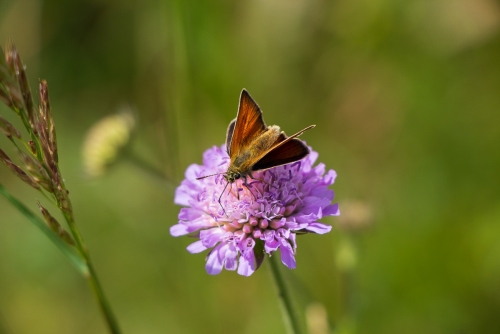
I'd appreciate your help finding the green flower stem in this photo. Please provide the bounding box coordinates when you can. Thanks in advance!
[268,255,302,334]
[61,210,121,334]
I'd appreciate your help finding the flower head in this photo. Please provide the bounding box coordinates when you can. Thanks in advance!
[171,144,339,276]
[82,110,135,178]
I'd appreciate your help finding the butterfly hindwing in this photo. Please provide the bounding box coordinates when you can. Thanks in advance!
[225,119,236,155]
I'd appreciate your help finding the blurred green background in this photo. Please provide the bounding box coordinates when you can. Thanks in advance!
[1,0,500,333]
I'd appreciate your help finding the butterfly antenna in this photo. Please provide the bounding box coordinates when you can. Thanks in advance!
[290,124,316,138]
[196,172,226,180]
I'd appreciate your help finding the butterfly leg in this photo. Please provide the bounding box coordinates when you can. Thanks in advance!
[217,181,230,217]
[241,174,261,201]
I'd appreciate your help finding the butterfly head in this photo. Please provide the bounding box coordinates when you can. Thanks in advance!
[224,170,241,183]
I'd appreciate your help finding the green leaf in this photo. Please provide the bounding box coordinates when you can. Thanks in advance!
[0,183,88,275]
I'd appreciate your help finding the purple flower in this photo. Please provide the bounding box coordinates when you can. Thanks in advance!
[171,144,339,276]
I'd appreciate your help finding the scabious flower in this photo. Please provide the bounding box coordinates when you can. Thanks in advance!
[171,144,339,276]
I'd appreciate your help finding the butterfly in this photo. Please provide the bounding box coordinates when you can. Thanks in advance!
[198,89,315,210]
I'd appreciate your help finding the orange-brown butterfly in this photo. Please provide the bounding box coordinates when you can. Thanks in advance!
[197,89,315,210]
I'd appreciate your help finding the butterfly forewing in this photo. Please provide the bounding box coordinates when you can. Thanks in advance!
[250,124,315,169]
[252,137,310,171]
[229,90,267,156]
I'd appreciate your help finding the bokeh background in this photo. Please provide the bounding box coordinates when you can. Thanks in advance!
[1,0,500,333]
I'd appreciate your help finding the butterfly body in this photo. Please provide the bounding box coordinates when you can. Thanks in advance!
[225,124,281,183]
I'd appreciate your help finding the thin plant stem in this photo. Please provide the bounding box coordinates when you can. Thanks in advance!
[61,209,121,334]
[268,255,303,334]
[124,151,176,192]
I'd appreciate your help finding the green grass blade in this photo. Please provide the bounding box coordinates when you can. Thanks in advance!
[0,183,89,275]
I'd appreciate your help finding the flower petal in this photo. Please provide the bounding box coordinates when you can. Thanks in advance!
[279,243,296,269]
[305,222,332,234]
[205,244,225,275]
[187,240,207,253]
[200,228,225,248]
[224,244,238,271]
[323,203,339,216]
[170,224,189,237]
[237,253,255,276]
